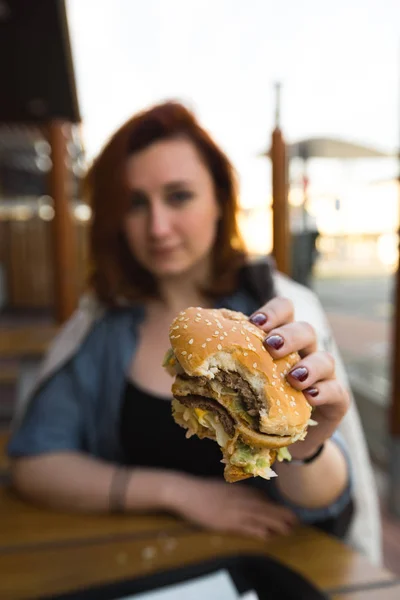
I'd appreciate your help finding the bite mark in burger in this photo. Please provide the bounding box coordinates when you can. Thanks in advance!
[163,307,316,482]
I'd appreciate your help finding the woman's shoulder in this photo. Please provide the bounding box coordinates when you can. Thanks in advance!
[273,272,326,321]
[33,295,142,395]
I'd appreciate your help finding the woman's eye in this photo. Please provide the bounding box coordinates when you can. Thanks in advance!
[168,190,193,205]
[129,194,148,212]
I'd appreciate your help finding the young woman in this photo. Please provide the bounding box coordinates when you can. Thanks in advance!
[8,101,365,548]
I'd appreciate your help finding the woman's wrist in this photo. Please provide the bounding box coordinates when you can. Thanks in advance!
[158,471,197,514]
[125,468,194,514]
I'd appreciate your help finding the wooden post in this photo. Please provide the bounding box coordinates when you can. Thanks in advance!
[270,83,290,275]
[48,120,77,323]
[388,150,400,518]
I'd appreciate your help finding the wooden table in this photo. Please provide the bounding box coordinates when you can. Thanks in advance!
[0,487,398,600]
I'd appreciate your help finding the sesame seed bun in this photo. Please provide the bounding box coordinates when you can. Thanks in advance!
[169,307,311,445]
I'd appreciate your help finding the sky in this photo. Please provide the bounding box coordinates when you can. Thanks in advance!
[66,0,400,233]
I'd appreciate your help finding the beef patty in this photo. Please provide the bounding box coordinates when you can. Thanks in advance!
[180,371,263,416]
[213,371,263,416]
[175,394,235,437]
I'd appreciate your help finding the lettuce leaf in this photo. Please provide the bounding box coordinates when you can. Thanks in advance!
[230,441,277,480]
[162,348,175,367]
[172,399,200,438]
[277,447,292,462]
[197,411,231,448]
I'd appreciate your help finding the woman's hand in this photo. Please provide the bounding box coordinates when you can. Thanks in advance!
[170,476,297,539]
[249,297,350,460]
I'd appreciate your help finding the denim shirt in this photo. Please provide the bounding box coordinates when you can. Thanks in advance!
[8,286,353,525]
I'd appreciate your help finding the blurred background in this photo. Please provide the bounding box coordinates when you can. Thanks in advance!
[0,0,400,574]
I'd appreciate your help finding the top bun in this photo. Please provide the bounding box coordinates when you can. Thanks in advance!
[169,307,311,439]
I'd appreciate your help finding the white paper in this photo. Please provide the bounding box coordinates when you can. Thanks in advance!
[119,569,239,600]
[241,591,260,600]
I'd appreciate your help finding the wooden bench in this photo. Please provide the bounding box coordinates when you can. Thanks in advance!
[0,324,58,424]
[0,365,18,386]
[0,430,9,475]
[0,324,58,359]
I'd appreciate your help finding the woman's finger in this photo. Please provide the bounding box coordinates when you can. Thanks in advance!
[237,499,297,526]
[249,296,294,332]
[245,511,293,536]
[233,521,269,540]
[263,321,318,358]
[304,378,350,416]
[287,351,336,390]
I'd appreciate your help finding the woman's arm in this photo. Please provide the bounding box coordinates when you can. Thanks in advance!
[11,452,300,540]
[248,297,352,515]
[10,453,181,513]
[273,438,348,509]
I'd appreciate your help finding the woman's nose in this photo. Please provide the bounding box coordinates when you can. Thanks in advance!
[149,205,172,238]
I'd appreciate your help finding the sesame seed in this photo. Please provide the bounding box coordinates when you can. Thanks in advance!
[246,336,250,342]
[183,324,188,329]
[178,317,185,322]
[291,396,295,401]
[223,331,228,337]
[276,399,280,406]
[290,401,296,407]
[295,411,300,416]
[232,327,237,332]
[241,330,245,335]
[194,317,201,322]
[196,313,202,318]
[212,333,219,338]
[188,339,194,345]
[217,344,222,350]
[214,331,219,335]
[273,374,278,379]
[206,338,211,342]
[188,354,193,359]
[179,311,186,316]
[173,335,181,339]
[181,351,187,356]
[248,344,252,350]
[253,362,257,368]
[262,346,266,352]
[184,318,189,322]
[271,380,276,386]
[220,336,224,341]
[202,343,206,348]
[244,352,248,356]
[278,408,283,414]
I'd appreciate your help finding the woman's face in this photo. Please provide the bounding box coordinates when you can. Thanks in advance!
[123,137,221,280]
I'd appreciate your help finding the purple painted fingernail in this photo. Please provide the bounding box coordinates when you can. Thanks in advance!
[264,335,284,350]
[289,367,309,382]
[305,387,319,398]
[249,313,268,326]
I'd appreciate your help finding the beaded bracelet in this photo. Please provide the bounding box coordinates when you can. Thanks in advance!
[109,467,131,513]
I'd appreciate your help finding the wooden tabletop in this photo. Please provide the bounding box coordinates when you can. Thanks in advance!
[0,526,397,600]
[0,324,58,358]
[0,487,185,551]
[0,487,397,600]
[332,583,400,599]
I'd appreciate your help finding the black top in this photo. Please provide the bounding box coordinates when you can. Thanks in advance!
[120,380,225,478]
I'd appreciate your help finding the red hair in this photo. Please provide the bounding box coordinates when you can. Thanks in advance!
[85,101,247,305]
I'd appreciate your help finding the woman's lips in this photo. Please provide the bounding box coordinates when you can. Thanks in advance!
[149,245,181,256]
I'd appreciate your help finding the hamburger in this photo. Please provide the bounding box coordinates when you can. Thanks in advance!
[163,307,315,482]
